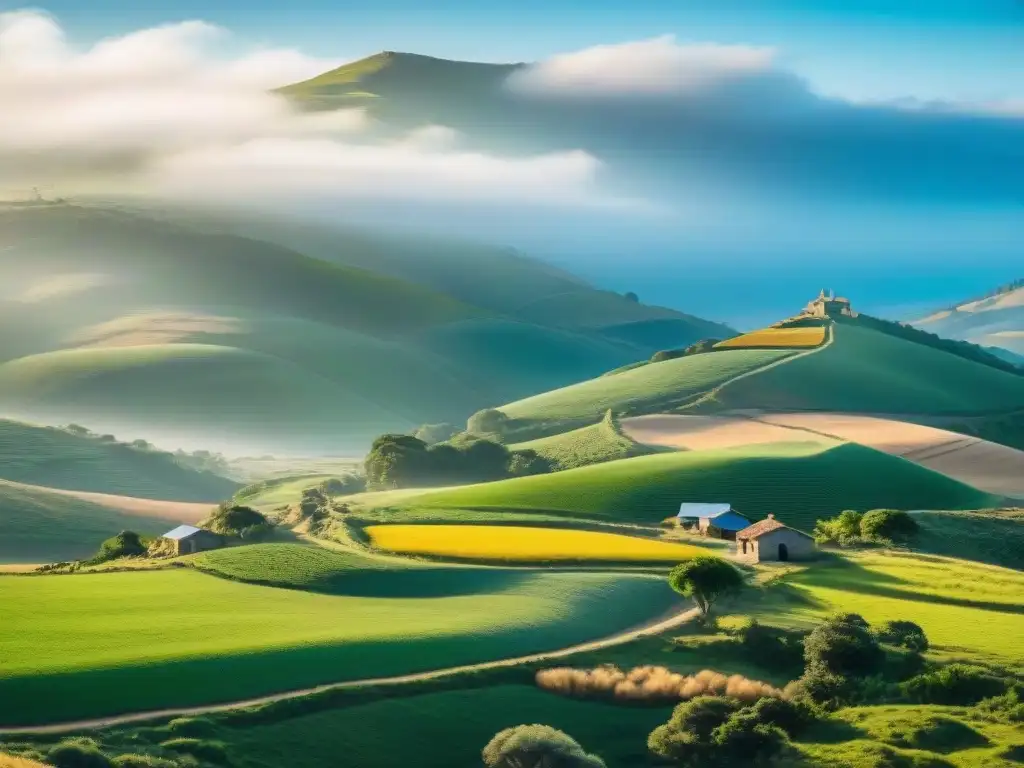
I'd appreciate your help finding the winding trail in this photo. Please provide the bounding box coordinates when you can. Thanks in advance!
[0,604,699,736]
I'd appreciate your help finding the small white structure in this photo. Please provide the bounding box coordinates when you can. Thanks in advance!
[735,514,815,562]
[677,503,752,541]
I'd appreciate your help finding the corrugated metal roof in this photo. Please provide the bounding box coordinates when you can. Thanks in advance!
[162,524,202,540]
[703,511,752,532]
[677,502,733,518]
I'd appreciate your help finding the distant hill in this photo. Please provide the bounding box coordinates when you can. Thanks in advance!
[494,314,1024,442]
[0,479,186,563]
[914,279,1024,358]
[0,203,730,454]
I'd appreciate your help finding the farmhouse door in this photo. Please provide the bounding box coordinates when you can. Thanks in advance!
[778,543,789,562]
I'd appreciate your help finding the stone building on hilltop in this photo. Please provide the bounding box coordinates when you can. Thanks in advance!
[804,289,857,319]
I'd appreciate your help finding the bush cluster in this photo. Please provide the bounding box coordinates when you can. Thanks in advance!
[813,509,918,547]
[202,504,272,540]
[364,433,551,490]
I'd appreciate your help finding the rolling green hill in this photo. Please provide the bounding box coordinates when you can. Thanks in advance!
[0,418,235,501]
[0,480,183,563]
[704,323,1024,415]
[498,348,794,434]
[0,203,728,453]
[362,441,1000,531]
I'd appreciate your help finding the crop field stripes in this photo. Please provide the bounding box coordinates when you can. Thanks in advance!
[715,326,827,349]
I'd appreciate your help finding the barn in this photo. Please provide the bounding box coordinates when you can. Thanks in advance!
[160,525,224,556]
[735,515,815,562]
[677,503,752,541]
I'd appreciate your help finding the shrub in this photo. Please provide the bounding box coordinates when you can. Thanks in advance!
[801,613,884,706]
[711,712,787,765]
[978,685,1024,722]
[874,620,929,652]
[48,740,112,768]
[167,717,218,738]
[112,756,178,768]
[507,449,553,478]
[159,740,227,765]
[739,695,819,737]
[648,696,741,764]
[482,725,605,768]
[202,505,270,539]
[860,509,919,542]
[812,510,863,546]
[535,666,783,703]
[90,530,148,564]
[901,664,1007,705]
[317,475,364,496]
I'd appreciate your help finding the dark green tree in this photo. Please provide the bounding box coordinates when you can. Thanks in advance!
[668,556,745,617]
[859,509,919,542]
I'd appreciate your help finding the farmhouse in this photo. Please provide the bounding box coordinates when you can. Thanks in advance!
[678,503,752,541]
[735,515,815,563]
[160,524,224,556]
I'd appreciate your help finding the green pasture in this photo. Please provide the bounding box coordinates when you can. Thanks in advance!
[0,564,676,725]
[911,510,1024,570]
[729,552,1024,667]
[382,442,999,531]
[708,323,1024,415]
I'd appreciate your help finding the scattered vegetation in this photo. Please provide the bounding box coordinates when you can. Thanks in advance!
[86,530,152,565]
[365,524,711,563]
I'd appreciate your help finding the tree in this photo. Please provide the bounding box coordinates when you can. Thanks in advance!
[668,557,744,617]
[812,510,863,546]
[859,509,919,542]
[624,291,639,303]
[482,724,605,768]
[508,449,553,478]
[801,613,883,704]
[364,434,430,489]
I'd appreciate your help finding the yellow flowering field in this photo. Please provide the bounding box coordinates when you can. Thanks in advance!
[716,327,826,349]
[365,524,711,563]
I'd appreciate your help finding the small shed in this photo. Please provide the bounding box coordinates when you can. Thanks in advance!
[735,515,815,562]
[678,503,752,541]
[161,525,224,556]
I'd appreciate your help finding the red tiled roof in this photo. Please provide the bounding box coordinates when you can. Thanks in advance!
[736,514,811,540]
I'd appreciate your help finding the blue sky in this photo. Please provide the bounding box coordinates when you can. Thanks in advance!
[9,0,1024,103]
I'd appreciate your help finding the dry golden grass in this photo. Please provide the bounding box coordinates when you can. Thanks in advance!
[716,327,826,349]
[365,525,710,563]
[0,755,50,768]
[535,665,786,703]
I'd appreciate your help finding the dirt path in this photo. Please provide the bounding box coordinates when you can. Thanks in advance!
[0,605,699,735]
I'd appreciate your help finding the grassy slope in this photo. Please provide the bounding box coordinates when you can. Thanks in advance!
[729,552,1024,666]
[510,412,665,470]
[0,565,675,725]
[499,349,793,426]
[0,419,235,501]
[393,442,999,531]
[708,324,1024,415]
[0,480,182,563]
[910,510,1024,570]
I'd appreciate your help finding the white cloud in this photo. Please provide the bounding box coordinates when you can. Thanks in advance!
[0,10,618,210]
[507,35,776,98]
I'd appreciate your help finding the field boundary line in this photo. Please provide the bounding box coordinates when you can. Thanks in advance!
[0,606,699,735]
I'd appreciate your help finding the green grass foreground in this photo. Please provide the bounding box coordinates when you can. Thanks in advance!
[0,564,677,726]
[383,442,999,530]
